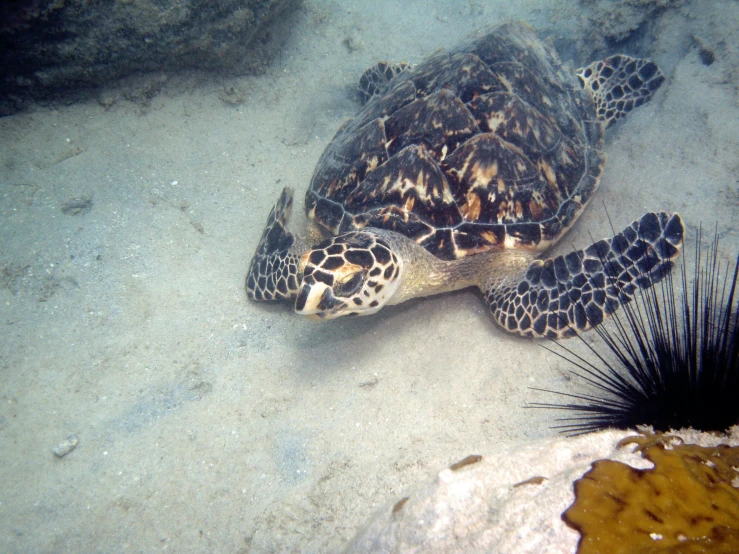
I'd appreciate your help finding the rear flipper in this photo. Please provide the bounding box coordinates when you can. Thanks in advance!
[245,187,302,301]
[577,55,665,128]
[486,212,685,338]
[357,62,412,105]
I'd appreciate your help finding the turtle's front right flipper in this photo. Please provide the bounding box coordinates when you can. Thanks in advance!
[577,55,665,128]
[246,187,302,301]
[486,212,685,338]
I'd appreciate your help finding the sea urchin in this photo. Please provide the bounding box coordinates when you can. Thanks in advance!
[533,230,739,435]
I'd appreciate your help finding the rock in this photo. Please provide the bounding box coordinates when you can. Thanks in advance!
[581,0,684,44]
[347,428,739,554]
[53,435,79,458]
[0,0,302,115]
[61,196,93,216]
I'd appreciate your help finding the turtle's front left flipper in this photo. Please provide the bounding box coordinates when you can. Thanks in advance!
[357,62,412,105]
[486,212,685,338]
[246,187,302,301]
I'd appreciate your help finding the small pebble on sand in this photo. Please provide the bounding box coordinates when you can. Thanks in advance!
[53,435,79,458]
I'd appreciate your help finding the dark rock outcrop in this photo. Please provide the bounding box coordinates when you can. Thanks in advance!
[0,0,302,114]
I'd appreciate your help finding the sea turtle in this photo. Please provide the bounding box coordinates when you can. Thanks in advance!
[245,21,683,338]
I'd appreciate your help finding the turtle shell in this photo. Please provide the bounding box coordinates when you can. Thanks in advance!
[306,22,605,261]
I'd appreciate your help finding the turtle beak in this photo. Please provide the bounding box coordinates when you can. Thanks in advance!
[294,276,348,319]
[299,251,310,273]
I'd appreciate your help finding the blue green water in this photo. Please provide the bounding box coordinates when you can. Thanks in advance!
[0,0,736,551]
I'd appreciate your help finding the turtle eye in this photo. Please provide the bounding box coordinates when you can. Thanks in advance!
[334,271,365,297]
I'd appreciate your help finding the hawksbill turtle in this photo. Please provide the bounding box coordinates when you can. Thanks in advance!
[245,21,683,338]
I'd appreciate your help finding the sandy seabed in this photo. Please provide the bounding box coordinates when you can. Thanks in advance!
[1,0,738,551]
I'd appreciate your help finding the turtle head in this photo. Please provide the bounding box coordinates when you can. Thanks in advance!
[295,231,403,319]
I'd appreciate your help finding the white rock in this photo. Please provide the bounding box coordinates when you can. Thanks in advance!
[347,430,660,554]
[53,435,79,458]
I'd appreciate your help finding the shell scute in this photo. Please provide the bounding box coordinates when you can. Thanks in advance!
[384,89,479,161]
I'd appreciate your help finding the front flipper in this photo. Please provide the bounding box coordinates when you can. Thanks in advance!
[577,55,665,128]
[486,212,685,338]
[357,62,412,105]
[245,187,301,301]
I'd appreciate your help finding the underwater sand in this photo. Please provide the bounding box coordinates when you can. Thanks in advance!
[1,0,738,551]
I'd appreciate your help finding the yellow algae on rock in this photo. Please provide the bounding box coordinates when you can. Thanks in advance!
[563,434,739,554]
